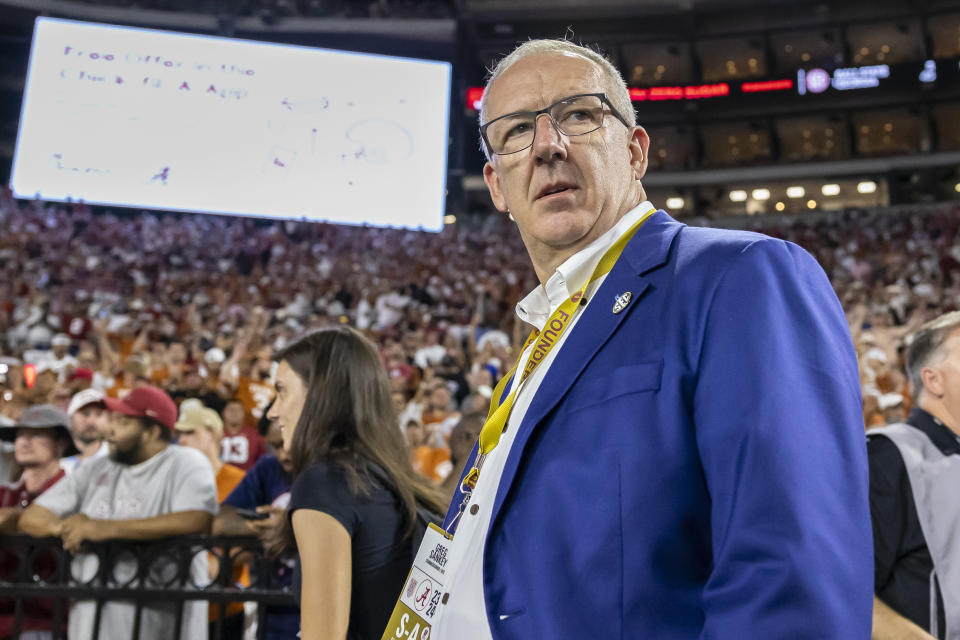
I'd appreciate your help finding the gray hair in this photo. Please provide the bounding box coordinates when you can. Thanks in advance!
[478,39,636,159]
[905,311,960,399]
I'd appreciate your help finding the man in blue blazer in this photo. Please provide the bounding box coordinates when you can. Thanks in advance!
[429,39,872,639]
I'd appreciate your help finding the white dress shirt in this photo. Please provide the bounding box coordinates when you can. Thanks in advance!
[433,202,654,639]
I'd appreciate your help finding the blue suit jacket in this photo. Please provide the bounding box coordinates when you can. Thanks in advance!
[443,211,872,639]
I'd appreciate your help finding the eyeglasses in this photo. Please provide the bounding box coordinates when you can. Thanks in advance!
[480,93,630,156]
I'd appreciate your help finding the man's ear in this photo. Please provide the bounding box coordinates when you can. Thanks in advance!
[628,125,650,182]
[921,366,944,397]
[483,162,508,212]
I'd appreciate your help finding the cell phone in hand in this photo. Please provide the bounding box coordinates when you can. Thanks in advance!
[236,508,270,520]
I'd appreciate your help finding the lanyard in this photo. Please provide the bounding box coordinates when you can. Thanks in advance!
[448,207,656,532]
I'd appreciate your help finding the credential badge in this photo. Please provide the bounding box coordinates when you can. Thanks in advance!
[612,291,632,314]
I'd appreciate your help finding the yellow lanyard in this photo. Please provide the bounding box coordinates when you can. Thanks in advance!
[458,207,656,499]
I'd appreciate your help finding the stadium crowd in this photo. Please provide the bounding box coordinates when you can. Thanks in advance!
[0,184,959,637]
[2,189,958,439]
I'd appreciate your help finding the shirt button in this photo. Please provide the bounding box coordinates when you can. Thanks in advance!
[469,504,479,515]
[20,500,28,508]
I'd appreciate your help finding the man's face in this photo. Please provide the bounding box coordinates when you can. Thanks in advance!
[72,404,107,444]
[222,402,245,427]
[14,428,62,467]
[392,391,407,416]
[266,361,307,452]
[183,372,204,391]
[450,418,483,464]
[404,420,427,448]
[176,427,217,457]
[481,52,648,261]
[429,386,450,412]
[105,413,148,465]
[928,328,960,426]
[168,343,187,364]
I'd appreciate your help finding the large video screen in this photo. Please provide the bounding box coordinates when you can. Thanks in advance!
[11,18,452,231]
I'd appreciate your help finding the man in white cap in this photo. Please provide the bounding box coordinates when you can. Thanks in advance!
[175,406,245,503]
[61,389,110,474]
[24,334,79,384]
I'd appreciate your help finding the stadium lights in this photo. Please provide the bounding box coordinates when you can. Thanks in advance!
[857,181,877,194]
[807,200,818,209]
[752,188,771,201]
[955,182,960,193]
[775,201,786,211]
[666,197,685,209]
[466,88,484,111]
[444,214,456,224]
[786,186,805,198]
[729,190,748,202]
[821,184,841,196]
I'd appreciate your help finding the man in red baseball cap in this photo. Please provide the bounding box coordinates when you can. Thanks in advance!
[19,385,218,640]
[101,385,178,465]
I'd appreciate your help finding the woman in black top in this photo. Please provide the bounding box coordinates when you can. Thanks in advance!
[266,328,445,640]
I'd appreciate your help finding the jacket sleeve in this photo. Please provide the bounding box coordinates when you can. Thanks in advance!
[692,238,872,639]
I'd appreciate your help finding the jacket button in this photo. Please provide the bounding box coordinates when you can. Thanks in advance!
[469,504,479,515]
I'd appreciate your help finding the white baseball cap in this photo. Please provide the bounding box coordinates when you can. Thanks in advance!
[67,388,106,417]
[204,348,226,365]
[52,333,72,347]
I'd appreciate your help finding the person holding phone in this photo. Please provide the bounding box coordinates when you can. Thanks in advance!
[215,415,299,640]
[266,328,444,640]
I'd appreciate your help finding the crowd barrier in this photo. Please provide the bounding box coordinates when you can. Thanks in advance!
[0,534,297,640]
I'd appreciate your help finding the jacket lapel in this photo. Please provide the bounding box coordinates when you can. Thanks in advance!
[488,211,683,525]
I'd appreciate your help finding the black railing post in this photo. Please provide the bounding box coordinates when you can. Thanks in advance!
[52,541,70,640]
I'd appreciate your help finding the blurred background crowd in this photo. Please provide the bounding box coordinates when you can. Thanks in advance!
[2,186,958,489]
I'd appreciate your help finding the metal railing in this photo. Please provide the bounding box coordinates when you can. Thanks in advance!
[0,534,297,640]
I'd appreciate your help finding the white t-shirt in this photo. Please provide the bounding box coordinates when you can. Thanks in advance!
[37,445,219,640]
[375,291,411,329]
[59,441,110,475]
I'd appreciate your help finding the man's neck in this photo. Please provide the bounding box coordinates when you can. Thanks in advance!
[527,196,644,287]
[77,439,103,459]
[21,461,62,494]
[224,423,243,435]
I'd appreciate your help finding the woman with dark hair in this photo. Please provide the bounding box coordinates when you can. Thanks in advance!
[266,327,445,640]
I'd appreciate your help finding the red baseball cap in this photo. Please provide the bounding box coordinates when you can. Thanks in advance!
[68,367,94,382]
[103,386,177,431]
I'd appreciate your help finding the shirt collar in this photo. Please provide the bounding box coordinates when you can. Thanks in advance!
[908,407,960,456]
[515,201,654,331]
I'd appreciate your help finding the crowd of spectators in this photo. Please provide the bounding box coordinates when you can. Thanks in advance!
[0,186,958,636]
[3,190,960,474]
[748,203,960,426]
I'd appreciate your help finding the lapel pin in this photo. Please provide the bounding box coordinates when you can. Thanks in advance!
[612,291,632,314]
